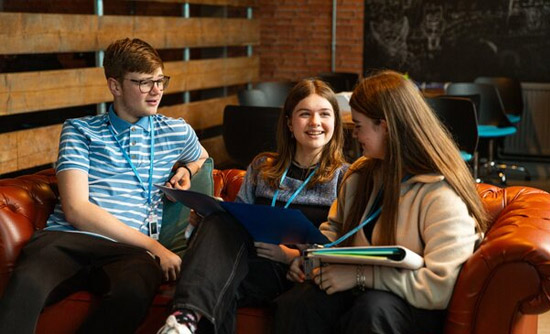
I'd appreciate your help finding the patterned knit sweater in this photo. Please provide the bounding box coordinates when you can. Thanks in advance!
[236,157,349,227]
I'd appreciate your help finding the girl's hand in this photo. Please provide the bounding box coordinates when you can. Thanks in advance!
[287,256,306,283]
[313,264,357,294]
[254,242,300,264]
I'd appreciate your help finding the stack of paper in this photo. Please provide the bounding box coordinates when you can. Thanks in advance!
[304,246,424,269]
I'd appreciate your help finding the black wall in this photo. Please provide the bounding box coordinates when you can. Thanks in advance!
[363,0,550,82]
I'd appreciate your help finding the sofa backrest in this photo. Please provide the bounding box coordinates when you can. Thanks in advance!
[0,167,246,294]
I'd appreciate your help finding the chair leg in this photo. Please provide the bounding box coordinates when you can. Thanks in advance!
[494,162,532,181]
[496,170,507,186]
[481,139,508,186]
[473,151,482,183]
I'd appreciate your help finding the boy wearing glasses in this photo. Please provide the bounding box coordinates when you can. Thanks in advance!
[0,38,208,333]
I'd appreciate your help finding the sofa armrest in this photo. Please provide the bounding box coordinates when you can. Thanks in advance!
[212,169,246,202]
[445,185,550,334]
[0,169,58,294]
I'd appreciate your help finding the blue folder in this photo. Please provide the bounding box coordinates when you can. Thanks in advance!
[156,185,329,245]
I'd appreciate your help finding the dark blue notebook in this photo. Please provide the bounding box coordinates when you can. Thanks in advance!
[156,185,328,245]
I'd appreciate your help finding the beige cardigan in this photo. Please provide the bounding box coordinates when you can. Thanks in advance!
[320,172,479,310]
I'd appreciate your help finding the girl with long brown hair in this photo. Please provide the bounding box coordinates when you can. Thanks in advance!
[275,70,487,334]
[159,79,349,334]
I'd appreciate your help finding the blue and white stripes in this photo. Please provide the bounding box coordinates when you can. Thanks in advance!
[45,107,202,239]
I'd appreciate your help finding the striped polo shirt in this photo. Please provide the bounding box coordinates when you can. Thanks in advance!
[45,106,202,239]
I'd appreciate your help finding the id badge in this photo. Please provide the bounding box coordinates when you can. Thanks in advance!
[147,213,159,240]
[302,252,320,280]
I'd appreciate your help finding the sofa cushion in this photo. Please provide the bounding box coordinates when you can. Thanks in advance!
[159,157,214,257]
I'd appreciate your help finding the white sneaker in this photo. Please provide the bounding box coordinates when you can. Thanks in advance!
[157,315,192,334]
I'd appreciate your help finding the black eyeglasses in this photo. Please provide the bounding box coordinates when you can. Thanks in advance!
[125,76,170,94]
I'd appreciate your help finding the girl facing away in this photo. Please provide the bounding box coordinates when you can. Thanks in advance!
[274,70,488,334]
[158,78,349,334]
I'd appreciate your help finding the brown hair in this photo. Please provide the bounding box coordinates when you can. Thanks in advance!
[255,78,346,188]
[103,38,163,81]
[343,70,487,245]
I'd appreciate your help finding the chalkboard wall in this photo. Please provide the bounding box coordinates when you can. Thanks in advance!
[363,0,550,82]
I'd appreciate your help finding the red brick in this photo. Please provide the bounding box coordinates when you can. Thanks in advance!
[257,0,364,81]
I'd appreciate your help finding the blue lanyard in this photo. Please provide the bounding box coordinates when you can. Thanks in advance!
[108,116,155,205]
[323,174,412,248]
[323,189,383,248]
[271,165,319,209]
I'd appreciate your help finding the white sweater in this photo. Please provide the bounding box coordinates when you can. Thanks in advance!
[320,172,479,310]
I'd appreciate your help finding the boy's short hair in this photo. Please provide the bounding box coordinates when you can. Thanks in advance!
[103,38,164,80]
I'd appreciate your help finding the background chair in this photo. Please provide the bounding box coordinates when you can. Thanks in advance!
[317,72,359,93]
[222,105,281,169]
[446,82,522,185]
[473,77,532,181]
[474,77,523,124]
[254,81,294,107]
[427,96,479,179]
[237,89,270,107]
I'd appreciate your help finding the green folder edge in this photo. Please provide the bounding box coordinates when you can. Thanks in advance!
[309,247,405,261]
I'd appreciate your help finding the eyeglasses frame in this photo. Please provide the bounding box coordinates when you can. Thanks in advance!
[123,76,171,94]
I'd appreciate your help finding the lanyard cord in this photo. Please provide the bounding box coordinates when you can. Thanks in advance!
[108,116,155,205]
[271,165,319,209]
[323,174,412,248]
[323,189,383,248]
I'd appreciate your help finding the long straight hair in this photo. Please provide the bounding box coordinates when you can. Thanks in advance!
[343,70,487,245]
[255,79,346,188]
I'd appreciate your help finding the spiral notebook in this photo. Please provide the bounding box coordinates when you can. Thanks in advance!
[156,185,329,245]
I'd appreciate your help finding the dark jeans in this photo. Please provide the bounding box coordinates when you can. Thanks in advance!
[174,212,291,334]
[273,282,446,334]
[0,231,162,334]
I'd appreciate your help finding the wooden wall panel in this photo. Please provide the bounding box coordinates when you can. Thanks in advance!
[0,56,258,115]
[0,95,239,174]
[0,125,62,175]
[0,132,18,175]
[0,67,107,116]
[133,0,256,5]
[0,13,259,54]
[0,5,259,174]
[159,95,238,130]
[200,135,232,168]
[164,57,259,93]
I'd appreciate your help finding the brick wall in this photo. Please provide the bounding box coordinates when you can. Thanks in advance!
[256,0,364,82]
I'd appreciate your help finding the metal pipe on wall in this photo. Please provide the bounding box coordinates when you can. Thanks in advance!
[95,0,106,115]
[331,0,336,72]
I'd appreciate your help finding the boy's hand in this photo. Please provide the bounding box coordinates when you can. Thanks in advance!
[164,167,192,201]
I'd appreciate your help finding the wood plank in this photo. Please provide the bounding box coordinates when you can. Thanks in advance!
[132,0,256,6]
[200,135,232,168]
[0,132,18,174]
[0,56,258,115]
[0,125,61,175]
[0,94,239,174]
[0,13,259,54]
[159,95,238,130]
[164,56,259,93]
[0,128,231,175]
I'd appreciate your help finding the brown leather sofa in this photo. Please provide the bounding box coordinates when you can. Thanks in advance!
[1,168,550,334]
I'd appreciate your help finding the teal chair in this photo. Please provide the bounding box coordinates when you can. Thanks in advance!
[427,96,479,179]
[474,77,523,124]
[446,82,520,185]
